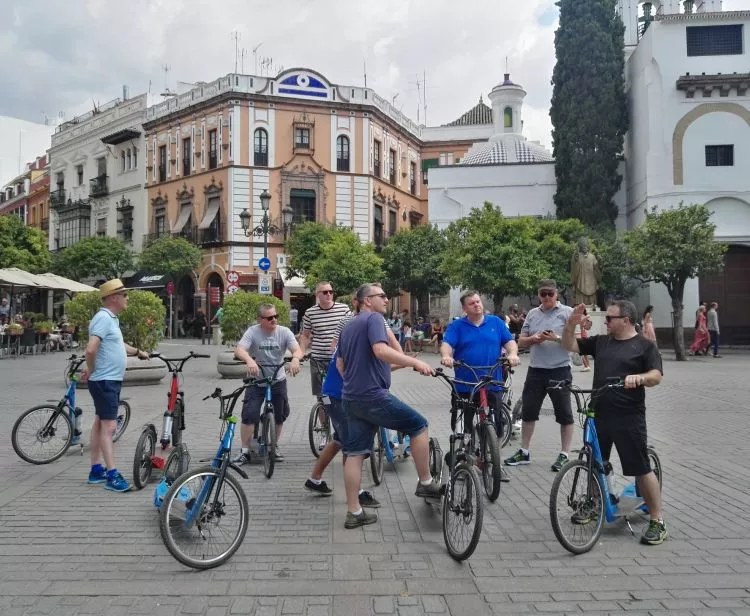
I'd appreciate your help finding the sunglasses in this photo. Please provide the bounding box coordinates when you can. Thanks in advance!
[319,290,334,295]
[367,293,388,299]
[605,315,627,323]
[538,290,556,298]
[260,314,278,321]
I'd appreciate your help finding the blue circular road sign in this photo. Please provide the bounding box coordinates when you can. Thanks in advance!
[258,257,271,271]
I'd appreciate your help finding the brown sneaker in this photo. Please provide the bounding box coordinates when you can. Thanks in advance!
[344,510,378,529]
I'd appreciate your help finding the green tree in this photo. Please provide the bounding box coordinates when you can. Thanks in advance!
[284,222,336,278]
[624,204,727,360]
[381,224,450,315]
[591,232,640,301]
[137,235,202,278]
[305,230,384,295]
[440,204,548,311]
[52,236,133,280]
[551,0,628,230]
[0,214,51,273]
[532,217,588,302]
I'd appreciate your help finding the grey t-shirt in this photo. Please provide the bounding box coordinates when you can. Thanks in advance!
[707,308,719,333]
[338,312,391,402]
[238,324,297,383]
[521,302,574,369]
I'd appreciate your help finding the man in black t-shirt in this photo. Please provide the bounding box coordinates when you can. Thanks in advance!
[562,300,666,546]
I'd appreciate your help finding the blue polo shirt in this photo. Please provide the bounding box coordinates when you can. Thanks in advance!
[88,307,127,382]
[443,315,513,393]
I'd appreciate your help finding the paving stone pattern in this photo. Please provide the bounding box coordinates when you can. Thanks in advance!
[1,341,749,615]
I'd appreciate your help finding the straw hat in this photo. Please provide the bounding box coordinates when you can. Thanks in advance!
[99,278,126,298]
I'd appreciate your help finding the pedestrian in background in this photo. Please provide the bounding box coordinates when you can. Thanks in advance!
[707,302,721,358]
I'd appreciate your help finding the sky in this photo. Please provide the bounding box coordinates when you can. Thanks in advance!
[0,0,747,178]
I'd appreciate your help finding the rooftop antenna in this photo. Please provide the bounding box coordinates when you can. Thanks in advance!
[252,43,262,75]
[161,64,172,96]
[423,70,428,125]
[363,58,368,88]
[241,48,247,73]
[392,93,399,106]
[414,75,422,123]
[231,30,241,73]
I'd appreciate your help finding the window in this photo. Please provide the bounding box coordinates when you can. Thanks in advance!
[155,211,166,236]
[374,205,383,249]
[388,209,397,237]
[336,135,350,172]
[295,127,310,149]
[182,138,192,176]
[290,188,316,223]
[705,144,734,167]
[56,172,64,189]
[127,149,132,171]
[388,149,396,184]
[96,217,107,237]
[373,140,382,177]
[687,25,743,56]
[121,152,126,173]
[422,158,438,184]
[158,145,167,182]
[504,107,513,128]
[254,128,268,166]
[208,129,217,169]
[439,152,454,166]
[409,161,416,195]
[76,165,84,186]
[132,147,137,169]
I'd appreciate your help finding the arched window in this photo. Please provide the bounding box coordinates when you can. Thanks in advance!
[254,128,268,167]
[121,151,126,173]
[127,148,132,170]
[336,135,350,172]
[504,107,513,129]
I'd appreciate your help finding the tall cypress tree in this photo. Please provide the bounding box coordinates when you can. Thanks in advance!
[551,0,628,230]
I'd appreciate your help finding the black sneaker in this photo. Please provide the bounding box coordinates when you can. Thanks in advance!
[551,453,569,473]
[233,452,250,466]
[358,490,381,508]
[504,448,530,466]
[305,479,333,496]
[345,510,378,529]
[641,519,667,545]
[415,480,441,499]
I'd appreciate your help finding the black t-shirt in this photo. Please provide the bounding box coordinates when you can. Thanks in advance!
[577,334,662,417]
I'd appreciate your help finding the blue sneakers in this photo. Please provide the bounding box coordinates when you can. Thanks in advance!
[105,471,132,492]
[87,466,107,484]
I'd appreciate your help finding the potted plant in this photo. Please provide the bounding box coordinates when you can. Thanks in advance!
[66,290,168,386]
[7,323,23,336]
[216,291,289,378]
[34,320,55,335]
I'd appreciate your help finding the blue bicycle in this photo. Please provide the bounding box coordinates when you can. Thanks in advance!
[370,429,410,485]
[546,379,663,554]
[12,354,131,464]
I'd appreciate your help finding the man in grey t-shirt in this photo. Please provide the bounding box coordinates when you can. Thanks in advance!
[233,303,304,464]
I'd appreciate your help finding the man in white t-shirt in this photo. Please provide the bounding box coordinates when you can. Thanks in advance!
[233,303,304,464]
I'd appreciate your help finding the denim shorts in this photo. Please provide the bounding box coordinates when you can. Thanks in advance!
[241,381,290,425]
[323,396,346,447]
[88,379,122,421]
[342,394,428,456]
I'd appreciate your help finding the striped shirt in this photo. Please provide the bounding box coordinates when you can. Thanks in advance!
[302,302,351,360]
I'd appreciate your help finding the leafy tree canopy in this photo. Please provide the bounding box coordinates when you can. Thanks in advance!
[0,214,51,273]
[284,222,339,278]
[220,291,289,345]
[52,236,133,281]
[137,236,202,279]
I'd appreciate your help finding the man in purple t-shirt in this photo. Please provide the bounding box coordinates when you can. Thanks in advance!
[337,283,440,529]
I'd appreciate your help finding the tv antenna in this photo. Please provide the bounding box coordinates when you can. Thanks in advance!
[161,64,172,96]
[230,30,241,73]
[252,43,262,75]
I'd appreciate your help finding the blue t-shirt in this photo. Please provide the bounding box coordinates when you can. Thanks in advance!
[321,348,343,399]
[443,315,513,393]
[88,308,127,382]
[338,312,391,401]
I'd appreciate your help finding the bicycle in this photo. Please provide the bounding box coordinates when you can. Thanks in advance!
[369,428,410,486]
[12,354,131,464]
[158,378,253,569]
[132,352,210,491]
[546,378,663,555]
[423,368,485,562]
[306,356,332,458]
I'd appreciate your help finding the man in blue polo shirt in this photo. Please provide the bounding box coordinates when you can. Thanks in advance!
[440,291,521,482]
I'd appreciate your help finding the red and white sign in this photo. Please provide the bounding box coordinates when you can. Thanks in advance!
[226,284,240,294]
[209,286,221,306]
[165,281,175,296]
[227,270,240,284]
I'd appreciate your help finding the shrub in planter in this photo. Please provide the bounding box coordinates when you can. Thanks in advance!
[7,323,23,335]
[34,320,56,334]
[220,291,289,346]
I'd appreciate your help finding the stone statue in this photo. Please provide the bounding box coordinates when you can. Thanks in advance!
[570,237,601,306]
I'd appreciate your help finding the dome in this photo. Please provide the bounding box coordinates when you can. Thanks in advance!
[460,135,553,165]
[461,142,508,165]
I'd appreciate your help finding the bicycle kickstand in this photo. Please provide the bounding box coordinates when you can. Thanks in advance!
[624,515,635,536]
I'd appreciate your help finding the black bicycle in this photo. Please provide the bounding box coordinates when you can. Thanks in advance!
[306,356,332,458]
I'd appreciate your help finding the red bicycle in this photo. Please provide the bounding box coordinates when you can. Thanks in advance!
[132,351,209,490]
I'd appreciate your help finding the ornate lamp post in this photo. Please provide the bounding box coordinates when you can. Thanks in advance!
[239,191,296,260]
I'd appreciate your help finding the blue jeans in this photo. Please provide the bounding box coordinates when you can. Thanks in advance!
[342,394,428,456]
[709,330,720,356]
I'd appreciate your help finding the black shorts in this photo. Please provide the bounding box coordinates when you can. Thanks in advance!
[521,366,573,425]
[596,414,651,477]
[241,381,290,425]
[88,380,122,421]
[310,357,328,396]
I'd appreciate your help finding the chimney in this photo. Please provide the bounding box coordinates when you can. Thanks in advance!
[122,85,129,101]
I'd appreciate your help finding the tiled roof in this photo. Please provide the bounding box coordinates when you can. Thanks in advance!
[444,97,493,127]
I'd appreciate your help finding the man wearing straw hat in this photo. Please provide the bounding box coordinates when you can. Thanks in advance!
[85,279,148,492]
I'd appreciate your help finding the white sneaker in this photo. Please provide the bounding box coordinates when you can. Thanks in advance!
[579,366,591,372]
[318,439,327,451]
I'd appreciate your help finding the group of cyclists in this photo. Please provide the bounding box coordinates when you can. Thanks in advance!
[225,277,666,545]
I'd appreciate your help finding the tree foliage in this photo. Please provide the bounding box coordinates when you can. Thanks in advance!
[532,217,588,301]
[381,224,450,312]
[52,236,133,281]
[284,222,336,278]
[0,214,51,273]
[624,203,727,360]
[220,291,290,345]
[551,0,628,230]
[137,236,202,278]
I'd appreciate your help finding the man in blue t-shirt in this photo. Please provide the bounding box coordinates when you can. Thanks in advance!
[441,291,520,481]
[337,283,439,529]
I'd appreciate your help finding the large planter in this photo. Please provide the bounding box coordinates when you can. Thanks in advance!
[217,350,247,379]
[71,357,168,388]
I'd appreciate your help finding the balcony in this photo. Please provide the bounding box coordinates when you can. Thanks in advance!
[89,175,109,198]
[197,222,225,246]
[142,233,166,247]
[208,152,217,170]
[50,189,67,208]
[173,227,196,243]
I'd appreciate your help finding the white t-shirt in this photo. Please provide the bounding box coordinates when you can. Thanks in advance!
[238,324,297,383]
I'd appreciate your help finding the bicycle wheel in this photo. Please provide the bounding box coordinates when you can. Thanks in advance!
[370,428,385,485]
[12,405,72,464]
[496,403,513,449]
[647,447,662,492]
[442,461,483,561]
[308,400,330,458]
[164,443,191,483]
[549,458,604,555]
[132,427,156,490]
[428,437,443,482]
[262,407,276,479]
[159,464,249,570]
[511,398,523,424]
[112,400,131,443]
[479,423,503,502]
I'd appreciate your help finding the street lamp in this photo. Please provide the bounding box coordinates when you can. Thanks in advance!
[239,189,278,259]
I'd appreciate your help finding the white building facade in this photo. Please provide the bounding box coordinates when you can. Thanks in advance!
[48,92,149,256]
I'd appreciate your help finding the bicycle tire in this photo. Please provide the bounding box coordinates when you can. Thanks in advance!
[370,428,385,485]
[428,437,443,482]
[262,407,276,479]
[12,405,72,464]
[112,400,131,443]
[549,459,604,555]
[133,427,156,490]
[172,399,184,448]
[307,400,329,458]
[496,403,513,449]
[164,443,191,483]
[479,423,503,502]
[647,447,662,492]
[442,461,483,561]
[159,464,249,570]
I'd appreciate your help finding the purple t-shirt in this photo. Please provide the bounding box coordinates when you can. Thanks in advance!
[338,312,391,401]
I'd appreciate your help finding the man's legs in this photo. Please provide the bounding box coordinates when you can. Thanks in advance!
[239,423,256,448]
[637,472,662,520]
[311,441,342,480]
[344,455,365,513]
[710,330,720,356]
[98,419,116,470]
[408,430,432,482]
[506,368,544,465]
[90,416,102,467]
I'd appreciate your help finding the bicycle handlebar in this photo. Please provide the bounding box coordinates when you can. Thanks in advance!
[148,351,211,371]
[546,377,625,394]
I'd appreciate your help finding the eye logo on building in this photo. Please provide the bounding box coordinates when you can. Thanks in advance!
[278,73,329,99]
